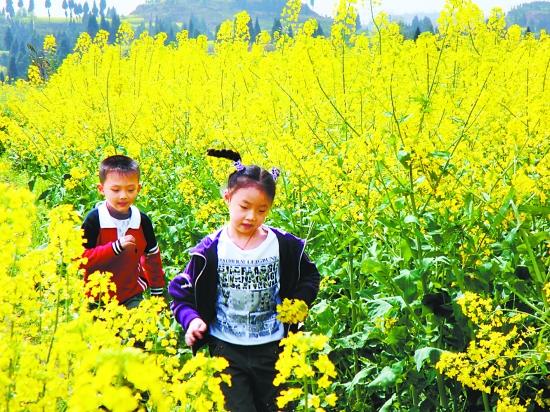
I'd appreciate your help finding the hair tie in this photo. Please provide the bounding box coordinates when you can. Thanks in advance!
[232,160,245,172]
[270,167,280,182]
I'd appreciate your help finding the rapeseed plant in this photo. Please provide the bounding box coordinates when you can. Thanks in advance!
[4,0,550,409]
[274,332,337,411]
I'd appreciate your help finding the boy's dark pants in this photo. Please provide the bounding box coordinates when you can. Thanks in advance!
[209,337,284,412]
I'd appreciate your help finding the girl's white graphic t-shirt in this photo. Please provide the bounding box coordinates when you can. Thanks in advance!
[209,226,284,345]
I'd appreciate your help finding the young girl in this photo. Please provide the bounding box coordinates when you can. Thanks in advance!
[169,149,320,412]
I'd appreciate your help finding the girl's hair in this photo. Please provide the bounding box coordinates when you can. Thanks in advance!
[99,155,140,183]
[207,148,279,202]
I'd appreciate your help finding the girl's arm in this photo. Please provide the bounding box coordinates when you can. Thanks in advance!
[185,318,208,346]
[294,251,321,307]
[168,256,203,331]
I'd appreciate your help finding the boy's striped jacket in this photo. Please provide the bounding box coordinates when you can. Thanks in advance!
[81,201,165,304]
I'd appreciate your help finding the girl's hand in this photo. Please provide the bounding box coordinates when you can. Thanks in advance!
[186,318,208,346]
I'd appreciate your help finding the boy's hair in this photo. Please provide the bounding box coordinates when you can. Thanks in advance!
[99,155,140,183]
[207,149,278,202]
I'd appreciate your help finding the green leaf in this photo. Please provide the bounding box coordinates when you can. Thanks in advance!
[491,187,515,229]
[361,258,383,274]
[404,215,420,225]
[414,347,443,371]
[394,196,406,210]
[366,299,394,321]
[378,394,398,412]
[343,366,377,395]
[368,360,405,389]
[527,231,550,247]
[401,237,413,264]
[428,151,451,160]
[376,217,398,229]
[394,269,421,302]
[385,325,408,345]
[518,204,550,215]
[398,150,411,168]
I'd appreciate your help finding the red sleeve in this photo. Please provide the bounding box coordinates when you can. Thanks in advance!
[141,250,165,293]
[82,242,118,275]
[81,209,119,277]
[140,212,165,294]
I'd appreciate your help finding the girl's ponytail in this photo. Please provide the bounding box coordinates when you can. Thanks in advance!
[206,148,279,202]
[206,148,241,162]
[207,148,245,172]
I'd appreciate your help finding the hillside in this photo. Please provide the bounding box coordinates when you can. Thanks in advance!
[506,1,550,31]
[130,0,333,35]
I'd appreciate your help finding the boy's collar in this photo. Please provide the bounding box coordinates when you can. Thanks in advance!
[97,201,141,229]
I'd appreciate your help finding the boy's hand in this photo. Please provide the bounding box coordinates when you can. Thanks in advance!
[186,318,207,346]
[119,235,136,250]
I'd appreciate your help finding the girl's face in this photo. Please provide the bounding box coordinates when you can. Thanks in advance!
[224,186,272,238]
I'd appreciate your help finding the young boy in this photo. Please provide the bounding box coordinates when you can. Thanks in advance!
[81,155,165,309]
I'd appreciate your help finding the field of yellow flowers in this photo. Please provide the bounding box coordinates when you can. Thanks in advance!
[3,0,550,410]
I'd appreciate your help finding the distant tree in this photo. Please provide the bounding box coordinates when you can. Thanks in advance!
[288,25,293,38]
[188,16,195,38]
[411,15,420,30]
[16,51,27,79]
[100,15,109,33]
[17,0,22,8]
[99,0,105,16]
[61,0,67,18]
[7,55,17,80]
[57,33,71,59]
[271,18,282,37]
[134,20,146,38]
[254,17,260,39]
[156,17,165,35]
[83,1,89,15]
[4,26,13,49]
[91,0,97,16]
[413,26,421,40]
[247,19,254,42]
[9,39,17,55]
[355,13,361,30]
[421,16,434,33]
[5,0,14,17]
[86,15,99,38]
[526,25,532,34]
[109,11,120,42]
[0,72,5,83]
[28,0,34,13]
[18,39,25,54]
[167,26,175,44]
[313,21,324,37]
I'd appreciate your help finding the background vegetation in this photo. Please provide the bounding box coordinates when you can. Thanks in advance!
[3,0,550,410]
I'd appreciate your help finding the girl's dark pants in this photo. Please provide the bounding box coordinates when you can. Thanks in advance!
[209,336,284,412]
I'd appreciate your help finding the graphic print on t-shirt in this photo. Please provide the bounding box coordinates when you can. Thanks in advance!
[214,256,281,339]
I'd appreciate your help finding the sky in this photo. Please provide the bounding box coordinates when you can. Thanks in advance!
[28,0,530,20]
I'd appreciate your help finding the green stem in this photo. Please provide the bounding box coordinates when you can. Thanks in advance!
[511,201,549,310]
[46,287,62,365]
[519,228,547,301]
[436,318,449,409]
[348,243,360,403]
[482,392,490,412]
[303,376,309,411]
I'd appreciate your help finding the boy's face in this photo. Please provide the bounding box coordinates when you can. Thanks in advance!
[98,172,141,214]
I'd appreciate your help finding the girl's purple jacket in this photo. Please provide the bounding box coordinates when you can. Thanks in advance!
[168,226,321,351]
